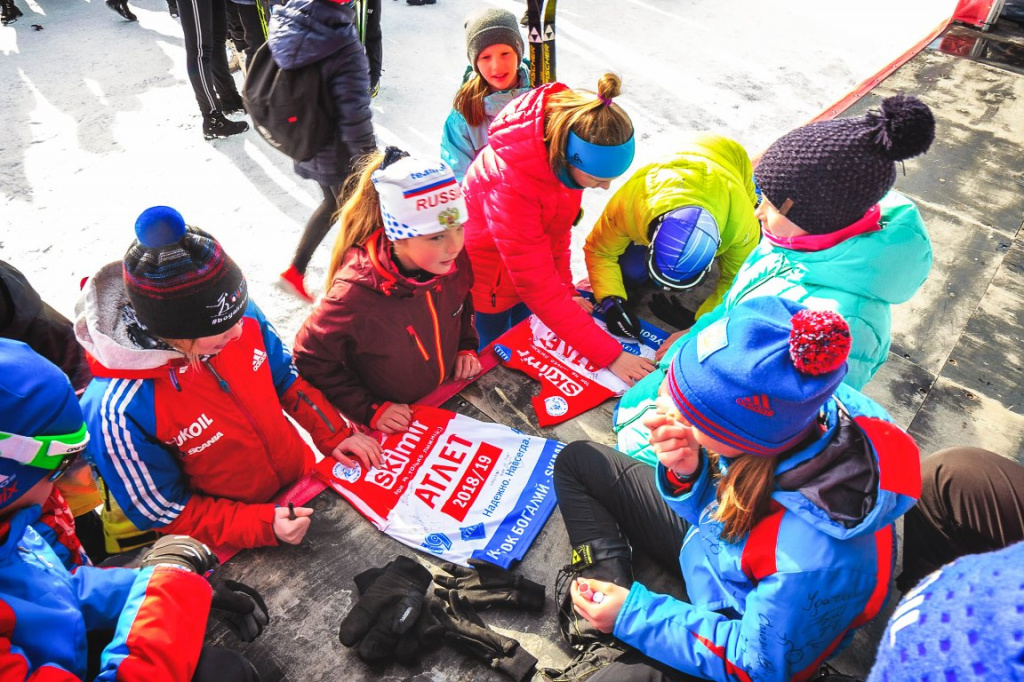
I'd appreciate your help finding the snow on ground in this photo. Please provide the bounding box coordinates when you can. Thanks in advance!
[1,0,954,344]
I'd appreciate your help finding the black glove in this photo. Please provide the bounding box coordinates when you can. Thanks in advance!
[352,561,444,664]
[209,577,270,642]
[339,556,432,663]
[648,292,696,331]
[599,296,641,339]
[432,591,538,682]
[139,535,218,575]
[433,559,545,612]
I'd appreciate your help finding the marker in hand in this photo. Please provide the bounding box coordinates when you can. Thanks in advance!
[288,502,296,521]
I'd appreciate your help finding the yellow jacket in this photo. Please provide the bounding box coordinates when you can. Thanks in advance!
[584,132,760,319]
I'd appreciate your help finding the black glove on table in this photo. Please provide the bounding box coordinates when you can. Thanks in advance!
[598,296,642,339]
[434,558,545,611]
[432,591,538,682]
[210,577,270,642]
[339,555,432,663]
[648,292,696,331]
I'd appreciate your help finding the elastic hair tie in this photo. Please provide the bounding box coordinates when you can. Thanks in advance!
[598,95,613,106]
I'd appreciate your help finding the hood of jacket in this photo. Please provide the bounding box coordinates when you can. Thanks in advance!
[331,230,466,299]
[269,0,358,70]
[484,82,569,185]
[786,191,932,305]
[73,262,183,377]
[764,384,918,540]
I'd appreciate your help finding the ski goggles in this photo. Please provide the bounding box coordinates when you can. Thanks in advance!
[0,422,90,479]
[565,132,635,180]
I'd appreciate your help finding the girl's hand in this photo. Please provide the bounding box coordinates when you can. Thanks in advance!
[375,403,412,434]
[642,396,700,475]
[331,433,384,469]
[453,352,482,381]
[653,329,688,363]
[570,578,630,633]
[273,505,313,545]
[572,296,595,314]
[607,351,655,386]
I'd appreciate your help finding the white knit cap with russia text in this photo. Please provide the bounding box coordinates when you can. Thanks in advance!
[372,151,467,241]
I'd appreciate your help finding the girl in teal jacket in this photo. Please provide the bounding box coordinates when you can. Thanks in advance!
[441,8,531,182]
[617,95,935,465]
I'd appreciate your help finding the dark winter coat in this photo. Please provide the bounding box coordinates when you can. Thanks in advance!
[293,229,478,427]
[268,0,375,185]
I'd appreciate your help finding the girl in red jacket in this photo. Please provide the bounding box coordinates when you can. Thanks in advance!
[77,206,382,550]
[293,148,481,434]
[462,73,654,385]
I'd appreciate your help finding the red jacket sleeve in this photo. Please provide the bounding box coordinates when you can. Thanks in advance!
[485,184,622,367]
[161,496,278,549]
[280,377,356,453]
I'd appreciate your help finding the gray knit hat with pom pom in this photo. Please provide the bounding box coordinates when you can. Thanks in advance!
[755,95,935,234]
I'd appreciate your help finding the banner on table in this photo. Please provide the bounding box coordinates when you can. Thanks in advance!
[315,405,562,567]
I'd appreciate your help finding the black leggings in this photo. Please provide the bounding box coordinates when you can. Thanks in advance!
[292,183,342,274]
[177,0,238,114]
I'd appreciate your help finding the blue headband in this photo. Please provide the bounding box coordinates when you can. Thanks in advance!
[565,131,635,179]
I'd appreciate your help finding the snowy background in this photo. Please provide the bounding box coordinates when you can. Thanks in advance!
[1,0,955,343]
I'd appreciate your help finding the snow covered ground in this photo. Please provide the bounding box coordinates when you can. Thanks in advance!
[1,0,955,343]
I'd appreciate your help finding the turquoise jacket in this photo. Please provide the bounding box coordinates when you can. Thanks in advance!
[615,385,921,681]
[440,65,531,182]
[616,191,931,465]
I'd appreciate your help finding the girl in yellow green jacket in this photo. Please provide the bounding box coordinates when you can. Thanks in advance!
[584,132,760,336]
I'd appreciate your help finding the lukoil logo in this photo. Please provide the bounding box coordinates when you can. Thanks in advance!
[168,414,215,448]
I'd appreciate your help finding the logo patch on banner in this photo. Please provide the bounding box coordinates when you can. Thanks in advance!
[696,318,729,363]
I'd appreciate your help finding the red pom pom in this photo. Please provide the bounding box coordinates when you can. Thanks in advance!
[789,309,851,375]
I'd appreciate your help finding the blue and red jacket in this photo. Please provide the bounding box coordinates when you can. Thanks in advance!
[0,501,211,681]
[76,263,355,549]
[614,384,921,681]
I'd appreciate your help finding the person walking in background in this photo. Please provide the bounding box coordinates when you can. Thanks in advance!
[461,73,654,386]
[271,0,376,303]
[294,149,479,434]
[441,7,531,181]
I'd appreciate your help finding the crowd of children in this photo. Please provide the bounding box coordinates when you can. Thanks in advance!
[3,2,1024,681]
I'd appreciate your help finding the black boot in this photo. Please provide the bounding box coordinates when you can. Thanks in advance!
[555,538,634,651]
[105,0,137,21]
[1,0,24,24]
[202,111,249,140]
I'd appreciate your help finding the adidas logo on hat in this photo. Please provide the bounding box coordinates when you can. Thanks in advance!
[736,394,774,417]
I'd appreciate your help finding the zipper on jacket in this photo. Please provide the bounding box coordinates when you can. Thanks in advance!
[167,367,182,392]
[297,389,336,434]
[425,291,445,386]
[406,325,430,362]
[490,269,503,309]
[201,358,278,480]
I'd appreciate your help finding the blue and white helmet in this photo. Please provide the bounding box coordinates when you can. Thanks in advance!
[647,206,721,290]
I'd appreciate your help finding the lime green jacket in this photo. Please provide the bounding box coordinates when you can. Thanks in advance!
[584,132,760,319]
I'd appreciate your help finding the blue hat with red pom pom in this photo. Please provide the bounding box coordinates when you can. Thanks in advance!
[122,206,248,340]
[667,297,851,456]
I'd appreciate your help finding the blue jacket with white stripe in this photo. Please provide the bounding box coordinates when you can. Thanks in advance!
[613,385,921,681]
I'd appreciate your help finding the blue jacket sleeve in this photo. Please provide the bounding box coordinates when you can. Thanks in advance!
[246,301,299,396]
[614,566,876,681]
[71,565,144,631]
[441,109,478,184]
[655,452,715,526]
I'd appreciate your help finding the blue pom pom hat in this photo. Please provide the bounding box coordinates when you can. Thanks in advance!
[122,206,248,340]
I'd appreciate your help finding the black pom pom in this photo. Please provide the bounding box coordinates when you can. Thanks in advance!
[872,94,935,161]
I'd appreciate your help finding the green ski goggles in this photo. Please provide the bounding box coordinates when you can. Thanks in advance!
[0,422,90,471]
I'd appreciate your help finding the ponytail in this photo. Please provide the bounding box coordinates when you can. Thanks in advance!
[544,72,633,175]
[327,150,386,288]
[712,453,779,542]
[453,72,492,128]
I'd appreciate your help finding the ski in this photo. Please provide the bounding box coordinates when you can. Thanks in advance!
[528,0,556,85]
[542,0,557,84]
[354,0,368,45]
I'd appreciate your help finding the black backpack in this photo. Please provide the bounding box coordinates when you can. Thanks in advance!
[243,42,336,161]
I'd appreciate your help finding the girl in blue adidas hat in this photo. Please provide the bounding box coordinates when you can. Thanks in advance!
[294,148,480,435]
[75,207,380,552]
[552,296,921,681]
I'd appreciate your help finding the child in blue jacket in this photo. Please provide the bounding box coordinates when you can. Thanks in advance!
[553,297,921,681]
[440,8,531,182]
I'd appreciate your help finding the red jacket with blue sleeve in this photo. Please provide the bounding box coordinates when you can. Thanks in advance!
[613,384,921,681]
[75,263,355,550]
[0,503,211,681]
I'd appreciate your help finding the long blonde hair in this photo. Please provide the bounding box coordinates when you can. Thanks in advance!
[453,72,493,128]
[326,150,387,288]
[711,452,779,542]
[544,73,633,175]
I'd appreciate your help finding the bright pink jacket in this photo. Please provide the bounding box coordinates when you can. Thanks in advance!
[462,83,623,368]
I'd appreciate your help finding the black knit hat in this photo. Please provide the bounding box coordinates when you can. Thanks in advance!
[755,95,935,234]
[465,8,524,71]
[123,206,248,340]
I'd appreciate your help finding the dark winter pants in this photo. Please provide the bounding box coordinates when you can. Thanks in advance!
[364,0,382,88]
[292,183,343,274]
[226,0,267,66]
[475,302,532,350]
[898,446,1024,592]
[177,0,240,115]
